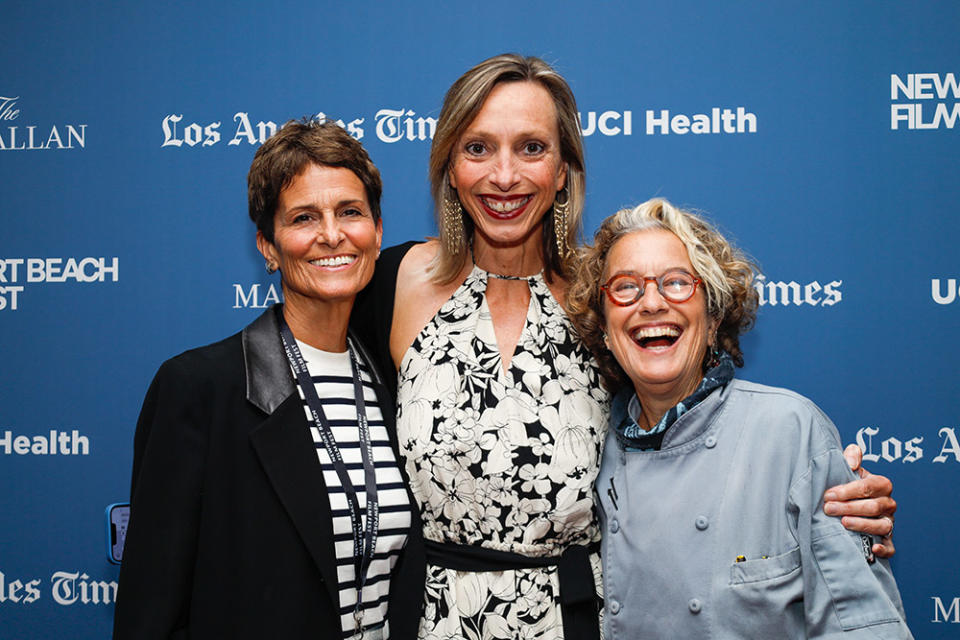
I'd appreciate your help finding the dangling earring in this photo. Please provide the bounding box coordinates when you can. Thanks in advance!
[705,331,721,369]
[265,260,278,274]
[553,188,570,259]
[442,190,465,256]
[707,345,721,369]
[602,332,610,349]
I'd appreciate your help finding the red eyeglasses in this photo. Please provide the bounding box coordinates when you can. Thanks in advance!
[601,270,701,306]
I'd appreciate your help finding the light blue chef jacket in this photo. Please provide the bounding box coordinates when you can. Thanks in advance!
[597,379,912,639]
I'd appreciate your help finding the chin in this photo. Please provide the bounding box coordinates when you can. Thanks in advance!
[630,364,700,395]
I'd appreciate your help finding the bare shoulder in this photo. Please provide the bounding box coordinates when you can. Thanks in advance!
[390,240,464,368]
[395,240,446,301]
[396,240,439,279]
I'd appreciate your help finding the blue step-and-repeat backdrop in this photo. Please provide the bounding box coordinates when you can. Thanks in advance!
[2,2,957,638]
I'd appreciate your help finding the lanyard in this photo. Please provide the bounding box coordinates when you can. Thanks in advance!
[278,313,379,633]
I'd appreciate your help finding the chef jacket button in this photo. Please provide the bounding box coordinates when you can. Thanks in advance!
[610,519,620,533]
[688,598,702,614]
[695,516,709,530]
[705,435,717,448]
[610,600,621,615]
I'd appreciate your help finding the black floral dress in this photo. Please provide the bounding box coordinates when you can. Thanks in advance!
[396,266,609,639]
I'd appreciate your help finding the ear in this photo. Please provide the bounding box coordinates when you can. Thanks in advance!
[375,217,383,252]
[448,166,458,190]
[707,316,721,346]
[256,230,278,265]
[556,161,568,192]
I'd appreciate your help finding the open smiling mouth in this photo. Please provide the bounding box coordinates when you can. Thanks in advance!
[309,256,355,267]
[480,195,532,218]
[630,326,681,349]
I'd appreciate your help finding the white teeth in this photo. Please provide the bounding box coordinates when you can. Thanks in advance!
[310,255,355,267]
[631,326,681,340]
[481,196,531,213]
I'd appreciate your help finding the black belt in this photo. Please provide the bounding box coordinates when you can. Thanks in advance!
[424,539,601,640]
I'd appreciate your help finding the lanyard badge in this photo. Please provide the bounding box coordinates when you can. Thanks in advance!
[278,312,380,634]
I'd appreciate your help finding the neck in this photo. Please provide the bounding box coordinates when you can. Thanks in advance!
[472,227,545,277]
[633,377,701,431]
[281,290,352,353]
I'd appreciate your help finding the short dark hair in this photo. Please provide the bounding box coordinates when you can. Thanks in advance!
[248,118,382,242]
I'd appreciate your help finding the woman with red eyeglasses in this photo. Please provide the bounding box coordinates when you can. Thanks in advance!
[566,198,911,638]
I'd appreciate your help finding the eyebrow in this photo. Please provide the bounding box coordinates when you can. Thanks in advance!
[284,199,367,214]
[460,126,553,140]
[608,267,692,277]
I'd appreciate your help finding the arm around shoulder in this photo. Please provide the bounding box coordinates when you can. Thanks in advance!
[824,443,897,557]
[789,415,913,639]
[352,241,423,395]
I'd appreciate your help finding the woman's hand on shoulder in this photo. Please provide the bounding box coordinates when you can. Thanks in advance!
[823,444,896,558]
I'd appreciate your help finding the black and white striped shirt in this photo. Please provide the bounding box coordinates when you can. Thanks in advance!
[293,340,411,638]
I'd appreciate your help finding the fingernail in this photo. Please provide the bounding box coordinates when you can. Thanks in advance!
[824,491,837,501]
[824,503,838,515]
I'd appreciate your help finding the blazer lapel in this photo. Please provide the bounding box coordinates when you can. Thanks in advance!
[249,398,341,606]
[243,305,294,415]
[244,305,341,606]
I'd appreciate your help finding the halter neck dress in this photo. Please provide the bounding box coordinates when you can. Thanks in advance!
[396,264,609,638]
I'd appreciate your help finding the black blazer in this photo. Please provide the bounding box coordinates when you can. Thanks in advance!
[113,305,425,640]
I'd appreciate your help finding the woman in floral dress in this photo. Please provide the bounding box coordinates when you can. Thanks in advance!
[354,53,898,640]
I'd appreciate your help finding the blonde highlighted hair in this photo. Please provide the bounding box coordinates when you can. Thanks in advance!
[566,198,760,391]
[428,53,586,283]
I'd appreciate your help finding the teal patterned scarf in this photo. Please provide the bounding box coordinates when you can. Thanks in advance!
[613,351,735,451]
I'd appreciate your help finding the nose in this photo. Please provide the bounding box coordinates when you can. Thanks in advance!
[636,279,669,313]
[489,149,520,191]
[316,215,344,247]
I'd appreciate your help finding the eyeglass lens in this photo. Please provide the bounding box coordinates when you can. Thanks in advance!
[607,272,695,304]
